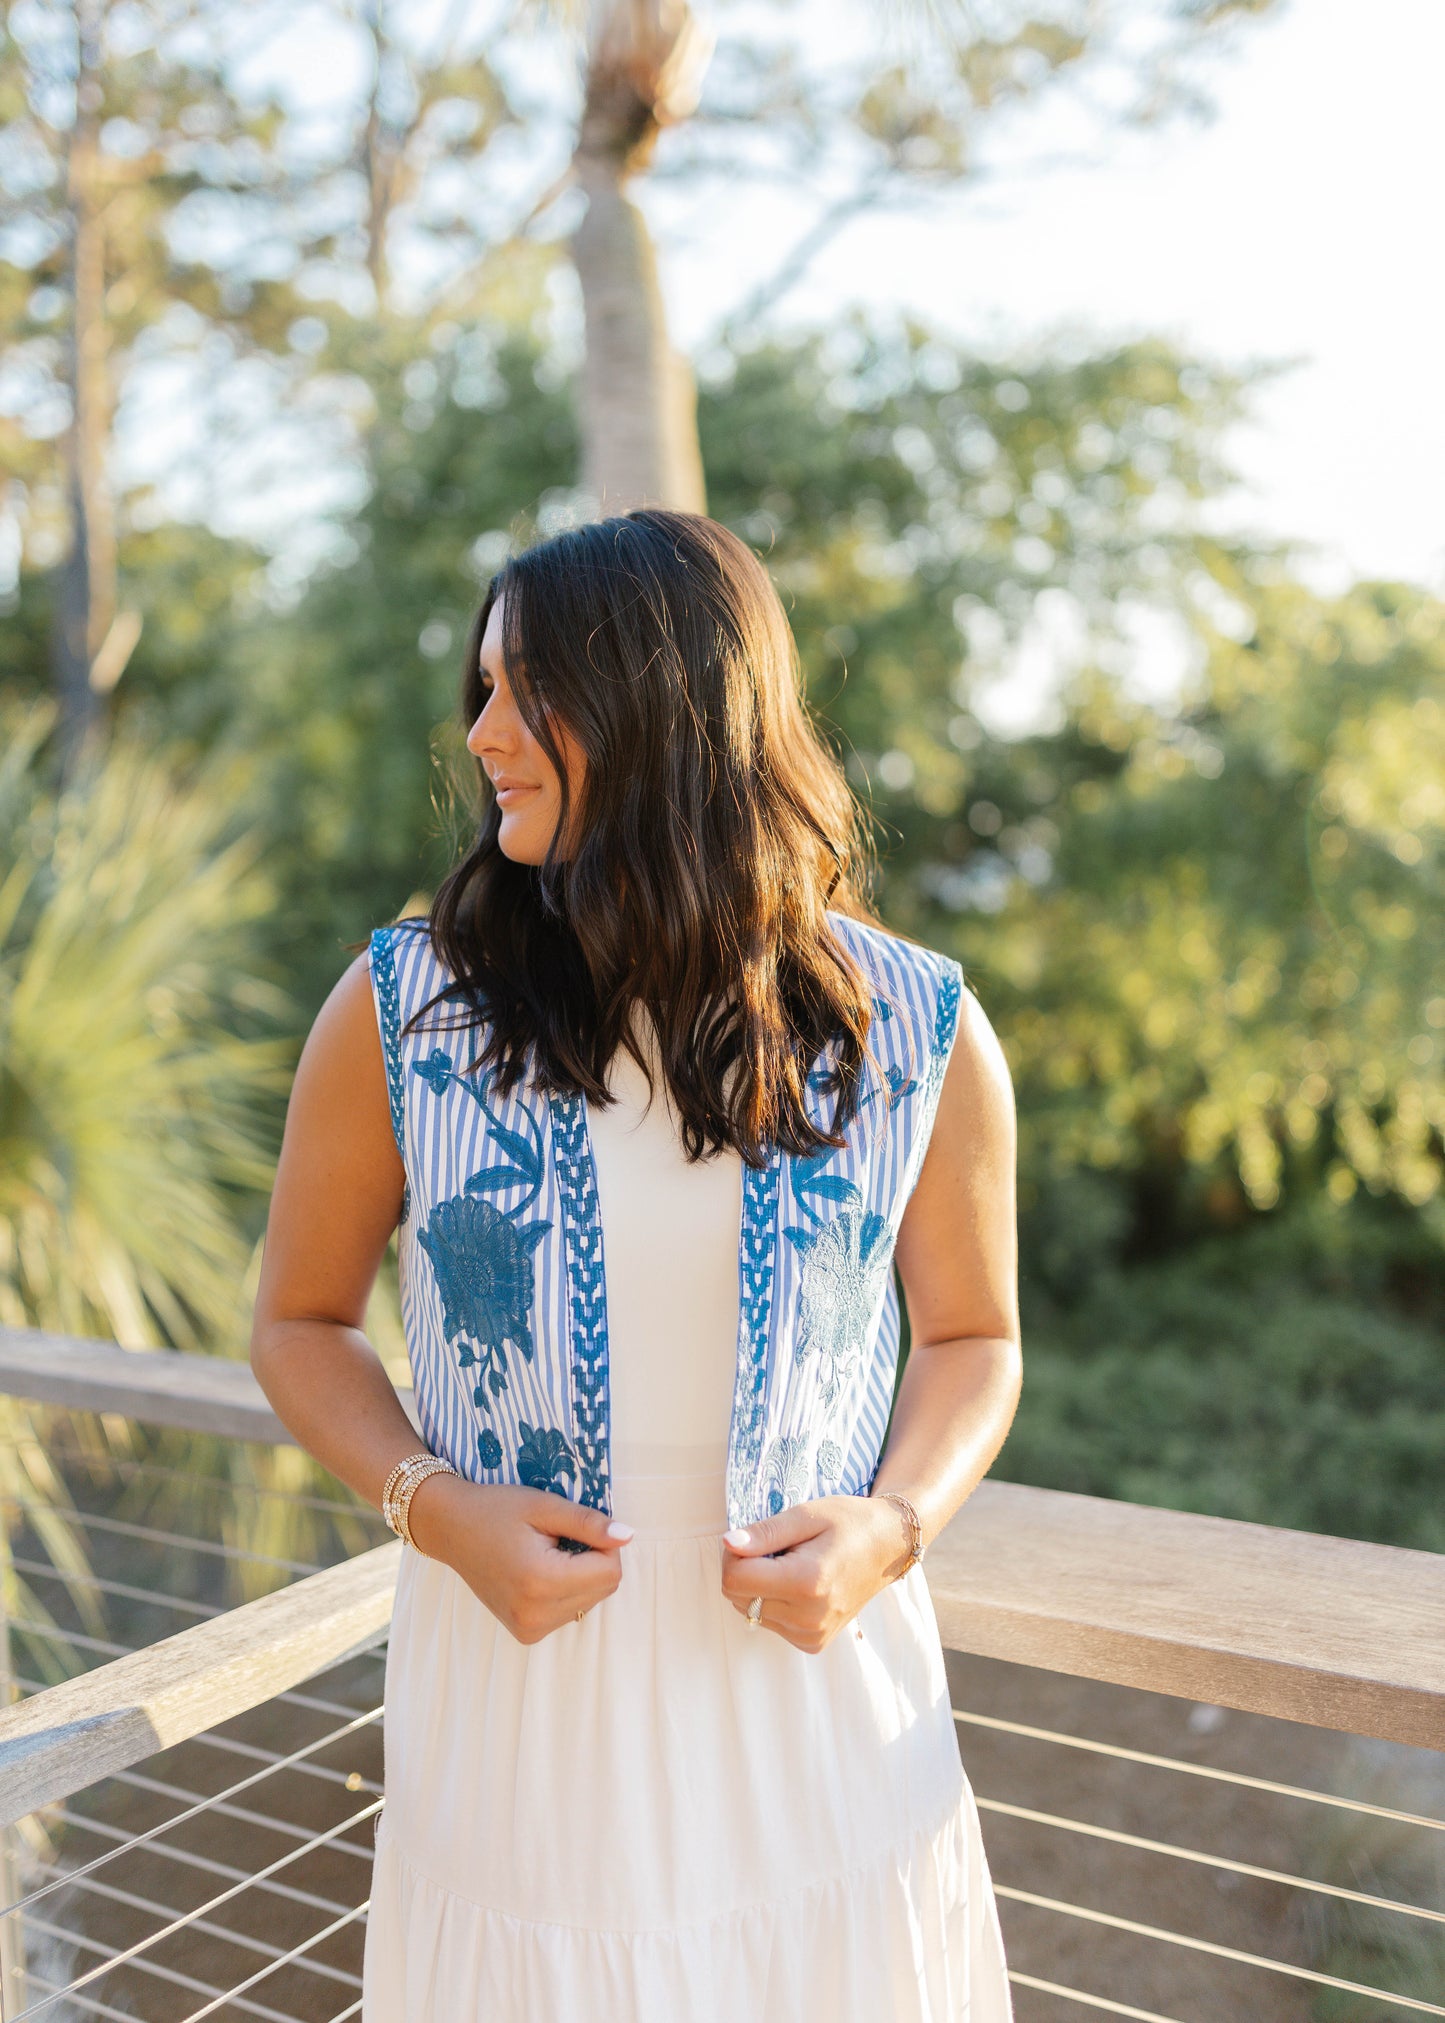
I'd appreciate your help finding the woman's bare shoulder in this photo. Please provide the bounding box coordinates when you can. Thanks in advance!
[896,981,1018,1345]
[288,949,398,1168]
[904,984,1015,1229]
[254,950,403,1335]
[944,982,1014,1122]
[307,947,384,1062]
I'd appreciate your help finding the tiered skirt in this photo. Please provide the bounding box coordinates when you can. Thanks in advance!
[362,1472,1012,2021]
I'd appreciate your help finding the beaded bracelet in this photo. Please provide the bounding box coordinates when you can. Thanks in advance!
[876,1489,925,1580]
[389,1455,455,1551]
[382,1451,458,1552]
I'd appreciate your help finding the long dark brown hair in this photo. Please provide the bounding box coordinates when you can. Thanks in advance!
[402,507,892,1167]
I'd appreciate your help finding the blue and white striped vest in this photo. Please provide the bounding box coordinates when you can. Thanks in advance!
[367,910,963,1529]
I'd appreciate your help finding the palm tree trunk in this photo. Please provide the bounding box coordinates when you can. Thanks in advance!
[360,0,392,307]
[53,2,116,774]
[568,0,712,515]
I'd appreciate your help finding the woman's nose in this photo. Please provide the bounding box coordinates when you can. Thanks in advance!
[468,699,504,756]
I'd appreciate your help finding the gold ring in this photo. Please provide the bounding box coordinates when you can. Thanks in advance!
[746,1594,763,1628]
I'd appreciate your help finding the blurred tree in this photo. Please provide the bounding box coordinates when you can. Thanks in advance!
[520,0,1278,510]
[0,0,531,762]
[943,575,1445,1548]
[697,315,1250,883]
[345,0,516,308]
[964,575,1445,1229]
[695,0,1281,344]
[564,0,714,511]
[992,1198,1445,1550]
[0,0,291,759]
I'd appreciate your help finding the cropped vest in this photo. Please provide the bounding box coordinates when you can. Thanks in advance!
[367,910,963,1529]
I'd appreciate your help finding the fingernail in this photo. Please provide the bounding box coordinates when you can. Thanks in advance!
[723,1527,750,1548]
[606,1520,634,1541]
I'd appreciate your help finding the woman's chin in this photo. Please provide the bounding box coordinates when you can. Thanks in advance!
[495,815,550,866]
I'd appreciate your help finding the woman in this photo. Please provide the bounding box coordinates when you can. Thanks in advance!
[250,507,1021,2021]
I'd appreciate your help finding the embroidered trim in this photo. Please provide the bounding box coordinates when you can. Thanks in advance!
[931,960,963,1086]
[548,1092,612,1513]
[370,926,411,1225]
[725,1150,782,1526]
[371,928,407,1151]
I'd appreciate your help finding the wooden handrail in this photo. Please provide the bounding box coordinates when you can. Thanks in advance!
[0,1542,400,1828]
[928,1481,1445,1754]
[0,1331,1441,1774]
[0,1326,418,1443]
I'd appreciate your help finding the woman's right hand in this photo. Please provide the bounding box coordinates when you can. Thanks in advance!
[408,1474,634,1644]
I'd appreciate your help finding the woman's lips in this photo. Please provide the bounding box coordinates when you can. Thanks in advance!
[495,782,539,805]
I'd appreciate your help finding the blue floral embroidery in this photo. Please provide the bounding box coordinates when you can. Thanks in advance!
[785,1195,893,1407]
[929,964,963,1092]
[517,1421,579,1494]
[780,965,960,1419]
[884,1062,919,1107]
[413,1050,552,1416]
[477,1427,503,1470]
[817,1438,843,1486]
[804,995,919,1120]
[413,1048,456,1100]
[418,1193,551,1407]
[761,1434,812,1517]
[416,1048,549,1212]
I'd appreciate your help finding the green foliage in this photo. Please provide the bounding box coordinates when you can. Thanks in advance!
[979,578,1445,1221]
[998,1197,1445,1550]
[697,316,1250,917]
[0,697,293,1349]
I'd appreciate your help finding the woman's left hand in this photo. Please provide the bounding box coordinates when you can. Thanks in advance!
[719,1495,912,1653]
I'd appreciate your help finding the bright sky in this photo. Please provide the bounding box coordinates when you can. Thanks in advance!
[655,0,1444,597]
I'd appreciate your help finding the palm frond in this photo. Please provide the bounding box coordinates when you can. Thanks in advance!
[0,697,292,1352]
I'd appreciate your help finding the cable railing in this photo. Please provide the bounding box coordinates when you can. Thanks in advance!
[0,1325,1441,2023]
[4,1645,382,2022]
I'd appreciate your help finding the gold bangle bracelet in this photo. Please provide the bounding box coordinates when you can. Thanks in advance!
[876,1489,924,1580]
[396,1462,451,1551]
[381,1451,431,1535]
[379,1456,415,1518]
[382,1451,457,1552]
[394,1457,456,1552]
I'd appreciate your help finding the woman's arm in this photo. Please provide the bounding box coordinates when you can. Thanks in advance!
[871,981,1021,1544]
[250,952,633,1642]
[720,982,1021,1648]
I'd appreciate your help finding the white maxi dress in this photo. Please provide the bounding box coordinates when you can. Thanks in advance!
[362,1012,1012,2021]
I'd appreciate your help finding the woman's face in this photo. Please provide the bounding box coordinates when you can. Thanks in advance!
[466,594,587,865]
